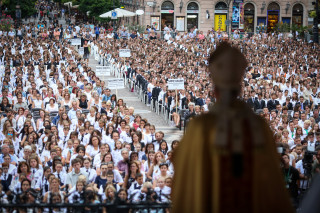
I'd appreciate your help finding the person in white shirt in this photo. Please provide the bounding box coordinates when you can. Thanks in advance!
[45,98,58,112]
[127,173,144,202]
[202,97,212,112]
[164,31,172,41]
[154,176,171,203]
[80,158,97,183]
[53,161,67,188]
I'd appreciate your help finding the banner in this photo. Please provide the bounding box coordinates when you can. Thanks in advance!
[176,17,185,31]
[151,16,160,31]
[96,65,111,77]
[239,3,244,29]
[79,47,84,55]
[214,14,226,31]
[168,79,185,90]
[232,6,240,23]
[71,38,81,46]
[119,49,131,57]
[107,78,125,89]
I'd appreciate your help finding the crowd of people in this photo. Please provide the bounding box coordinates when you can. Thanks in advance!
[94,15,320,208]
[0,0,319,211]
[0,2,178,212]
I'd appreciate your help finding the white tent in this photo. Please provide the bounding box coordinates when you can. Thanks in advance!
[99,8,136,18]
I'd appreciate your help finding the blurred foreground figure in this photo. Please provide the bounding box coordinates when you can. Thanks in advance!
[172,42,294,213]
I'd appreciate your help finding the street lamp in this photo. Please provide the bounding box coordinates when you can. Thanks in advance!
[226,0,232,36]
[260,1,266,14]
[15,4,21,27]
[285,2,290,14]
[312,1,319,43]
[179,0,183,13]
[152,0,156,12]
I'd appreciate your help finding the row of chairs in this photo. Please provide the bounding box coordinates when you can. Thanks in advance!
[128,79,187,131]
[255,109,293,116]
[31,106,90,123]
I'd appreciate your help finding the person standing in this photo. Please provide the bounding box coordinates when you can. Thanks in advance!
[172,42,294,213]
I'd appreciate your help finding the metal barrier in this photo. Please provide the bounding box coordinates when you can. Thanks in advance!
[0,202,171,212]
[101,55,186,132]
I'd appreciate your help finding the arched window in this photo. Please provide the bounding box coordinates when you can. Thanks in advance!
[215,2,227,10]
[187,2,199,10]
[161,1,174,10]
[292,4,303,15]
[267,2,280,11]
[292,3,304,27]
[244,3,254,12]
[244,3,255,32]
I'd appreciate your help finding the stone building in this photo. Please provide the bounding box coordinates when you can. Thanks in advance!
[121,0,314,33]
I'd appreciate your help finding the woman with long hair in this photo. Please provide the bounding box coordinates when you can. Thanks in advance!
[130,131,145,152]
[43,177,66,204]
[132,115,141,130]
[61,92,72,108]
[96,152,114,175]
[146,151,165,180]
[143,150,155,174]
[123,161,143,189]
[295,126,303,140]
[15,107,26,132]
[0,97,12,112]
[87,107,97,125]
[86,135,101,159]
[141,123,152,144]
[6,127,19,154]
[36,109,46,131]
[57,113,72,132]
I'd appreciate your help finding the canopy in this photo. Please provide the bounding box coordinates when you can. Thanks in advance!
[99,8,136,18]
[64,2,72,6]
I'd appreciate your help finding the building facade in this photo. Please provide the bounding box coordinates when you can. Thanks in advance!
[128,0,314,33]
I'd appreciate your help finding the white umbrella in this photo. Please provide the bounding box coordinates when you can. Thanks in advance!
[99,8,136,18]
[63,2,72,6]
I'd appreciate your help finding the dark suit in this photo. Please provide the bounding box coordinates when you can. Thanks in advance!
[267,99,280,111]
[282,102,293,110]
[247,97,256,109]
[152,87,162,108]
[1,173,12,192]
[295,101,311,110]
[195,98,205,107]
[181,97,194,109]
[254,99,266,110]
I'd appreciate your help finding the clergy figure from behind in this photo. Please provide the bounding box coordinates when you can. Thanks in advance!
[172,42,294,213]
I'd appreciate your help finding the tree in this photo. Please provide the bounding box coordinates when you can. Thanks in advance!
[275,22,290,33]
[2,0,37,19]
[291,24,309,39]
[78,0,119,21]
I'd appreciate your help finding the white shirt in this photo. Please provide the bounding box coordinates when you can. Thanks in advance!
[154,186,171,202]
[80,167,97,183]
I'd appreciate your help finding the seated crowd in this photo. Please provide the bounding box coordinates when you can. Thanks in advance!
[0,9,177,213]
[0,0,319,209]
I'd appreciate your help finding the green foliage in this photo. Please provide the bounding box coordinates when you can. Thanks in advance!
[309,10,317,18]
[2,0,37,19]
[125,24,145,34]
[275,22,290,33]
[0,14,13,31]
[78,0,120,21]
[291,24,310,38]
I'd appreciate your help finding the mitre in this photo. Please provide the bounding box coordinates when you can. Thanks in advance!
[209,42,247,90]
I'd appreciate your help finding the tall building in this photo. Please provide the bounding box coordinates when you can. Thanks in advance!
[122,0,315,33]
